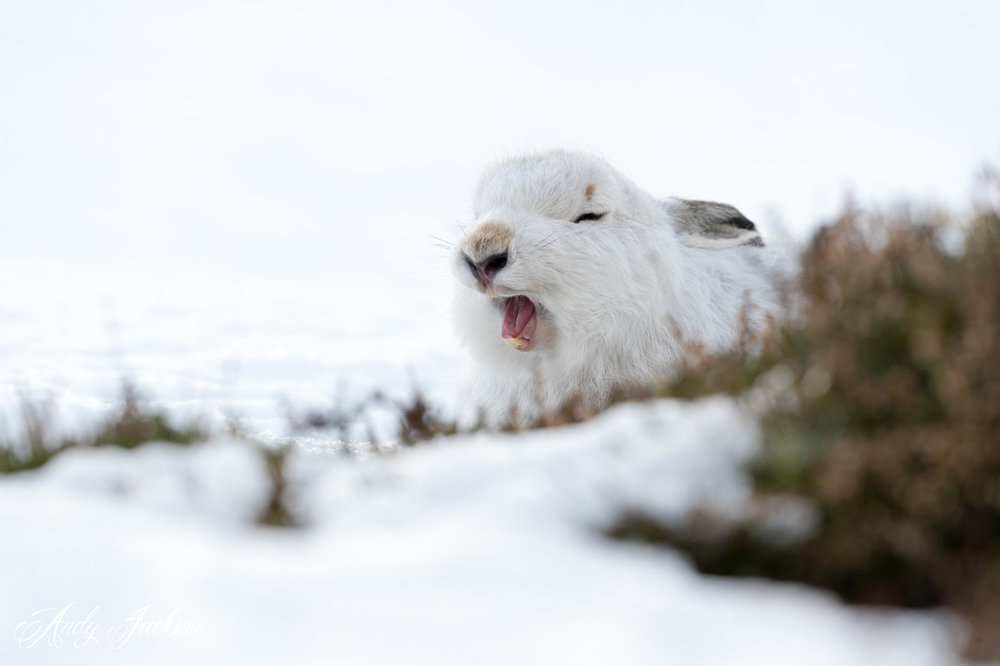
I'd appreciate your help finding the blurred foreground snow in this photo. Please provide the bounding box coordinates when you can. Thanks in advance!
[0,398,956,665]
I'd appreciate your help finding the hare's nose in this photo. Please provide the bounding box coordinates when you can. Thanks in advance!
[462,219,514,289]
[465,251,508,288]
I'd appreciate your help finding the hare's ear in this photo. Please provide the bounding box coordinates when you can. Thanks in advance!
[661,198,764,249]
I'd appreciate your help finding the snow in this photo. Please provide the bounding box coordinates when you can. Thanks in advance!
[0,262,461,442]
[0,399,957,664]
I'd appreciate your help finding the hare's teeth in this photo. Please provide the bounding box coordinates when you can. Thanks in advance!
[502,337,528,350]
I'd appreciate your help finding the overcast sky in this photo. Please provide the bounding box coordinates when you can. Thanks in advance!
[2,0,999,284]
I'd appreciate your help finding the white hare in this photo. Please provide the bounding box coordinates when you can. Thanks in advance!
[452,150,790,425]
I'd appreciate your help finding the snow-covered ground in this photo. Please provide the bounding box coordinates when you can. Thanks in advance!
[2,254,964,664]
[0,255,965,664]
[0,399,958,665]
[0,259,461,441]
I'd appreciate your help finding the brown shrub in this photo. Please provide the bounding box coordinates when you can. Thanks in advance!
[610,171,1000,661]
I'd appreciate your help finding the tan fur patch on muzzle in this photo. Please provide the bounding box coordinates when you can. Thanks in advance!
[464,221,514,261]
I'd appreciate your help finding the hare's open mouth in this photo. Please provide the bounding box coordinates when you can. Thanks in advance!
[501,295,537,352]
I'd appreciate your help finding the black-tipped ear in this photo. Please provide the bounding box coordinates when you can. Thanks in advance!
[662,198,764,249]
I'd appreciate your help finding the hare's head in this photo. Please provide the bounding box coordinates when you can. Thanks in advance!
[453,150,682,358]
[452,150,784,424]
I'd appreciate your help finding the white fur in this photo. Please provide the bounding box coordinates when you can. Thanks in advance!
[452,150,792,425]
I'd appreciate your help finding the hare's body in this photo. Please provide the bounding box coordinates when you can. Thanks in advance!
[452,150,789,425]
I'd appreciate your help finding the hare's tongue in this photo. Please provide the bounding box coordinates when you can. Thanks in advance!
[502,296,537,351]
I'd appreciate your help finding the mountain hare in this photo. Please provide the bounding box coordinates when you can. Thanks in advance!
[452,150,790,425]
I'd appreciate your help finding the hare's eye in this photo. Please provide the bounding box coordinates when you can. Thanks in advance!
[573,212,606,223]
